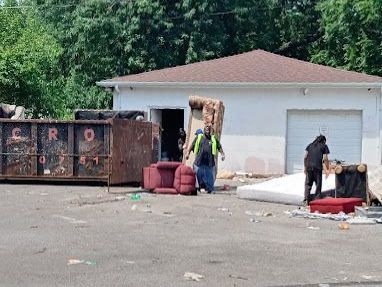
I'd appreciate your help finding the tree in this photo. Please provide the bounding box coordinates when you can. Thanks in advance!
[311,0,382,76]
[0,2,63,117]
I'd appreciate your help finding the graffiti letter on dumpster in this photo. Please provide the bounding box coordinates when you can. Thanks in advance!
[39,155,46,164]
[48,128,58,140]
[12,128,21,139]
[93,157,99,165]
[84,128,95,142]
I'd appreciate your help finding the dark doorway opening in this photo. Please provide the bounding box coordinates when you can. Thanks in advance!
[151,108,184,162]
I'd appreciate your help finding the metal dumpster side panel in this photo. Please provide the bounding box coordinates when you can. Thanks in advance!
[73,122,108,178]
[110,119,153,184]
[2,121,33,175]
[37,123,70,177]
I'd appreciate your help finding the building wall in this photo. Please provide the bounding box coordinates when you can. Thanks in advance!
[113,86,382,174]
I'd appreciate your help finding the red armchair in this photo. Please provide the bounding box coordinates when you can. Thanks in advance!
[143,161,196,195]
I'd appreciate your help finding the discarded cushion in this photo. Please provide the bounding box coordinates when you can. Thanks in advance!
[174,165,196,195]
[310,197,363,214]
[153,187,178,194]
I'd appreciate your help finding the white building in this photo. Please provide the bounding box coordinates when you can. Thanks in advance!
[97,50,382,174]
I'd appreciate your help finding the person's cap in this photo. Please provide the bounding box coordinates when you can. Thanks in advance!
[195,128,203,135]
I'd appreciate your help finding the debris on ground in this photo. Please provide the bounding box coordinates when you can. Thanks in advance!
[355,206,382,218]
[115,196,126,201]
[338,222,350,230]
[237,173,335,205]
[289,210,350,221]
[366,165,382,205]
[229,274,249,280]
[131,204,137,211]
[216,170,235,180]
[217,208,229,212]
[184,272,204,281]
[130,194,141,201]
[361,275,374,280]
[249,218,261,223]
[53,215,87,224]
[307,225,320,230]
[67,259,96,266]
[34,247,47,254]
[125,260,135,264]
[347,217,376,225]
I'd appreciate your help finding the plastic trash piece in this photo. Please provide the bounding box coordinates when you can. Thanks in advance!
[130,194,141,201]
[338,222,350,230]
[307,226,320,230]
[347,217,376,225]
[184,272,204,281]
[67,259,96,266]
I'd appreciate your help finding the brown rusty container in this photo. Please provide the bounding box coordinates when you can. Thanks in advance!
[0,119,156,184]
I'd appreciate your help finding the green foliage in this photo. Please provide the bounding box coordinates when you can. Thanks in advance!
[0,0,381,119]
[0,4,62,117]
[311,0,382,75]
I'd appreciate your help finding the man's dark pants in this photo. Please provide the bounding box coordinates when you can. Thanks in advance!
[304,168,323,202]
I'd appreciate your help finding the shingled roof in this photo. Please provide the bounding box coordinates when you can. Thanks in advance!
[99,50,382,86]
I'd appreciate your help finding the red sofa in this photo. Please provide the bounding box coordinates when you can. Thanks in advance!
[143,161,196,195]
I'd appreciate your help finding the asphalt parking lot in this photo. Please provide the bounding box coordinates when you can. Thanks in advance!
[0,183,382,287]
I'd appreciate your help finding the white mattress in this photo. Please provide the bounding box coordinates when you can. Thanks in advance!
[237,173,335,205]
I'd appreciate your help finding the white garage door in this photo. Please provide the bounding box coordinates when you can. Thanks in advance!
[286,110,362,174]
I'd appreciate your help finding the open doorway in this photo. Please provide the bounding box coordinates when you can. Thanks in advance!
[150,108,184,161]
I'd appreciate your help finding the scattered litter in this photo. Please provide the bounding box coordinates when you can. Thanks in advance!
[245,211,253,216]
[30,225,38,229]
[131,205,137,211]
[217,208,229,212]
[361,275,374,280]
[347,217,376,225]
[223,184,231,191]
[67,259,96,266]
[228,212,233,216]
[115,196,126,201]
[262,212,273,217]
[96,194,103,199]
[130,194,141,201]
[34,247,47,254]
[126,260,135,264]
[290,210,350,221]
[249,218,261,223]
[307,226,320,230]
[184,272,204,281]
[238,178,246,183]
[163,211,172,215]
[338,222,350,230]
[53,215,87,224]
[229,274,248,280]
[376,218,382,224]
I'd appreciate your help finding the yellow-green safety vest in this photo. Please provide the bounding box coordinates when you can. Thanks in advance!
[193,134,217,156]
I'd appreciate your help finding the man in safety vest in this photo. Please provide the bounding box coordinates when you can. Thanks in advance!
[185,125,225,193]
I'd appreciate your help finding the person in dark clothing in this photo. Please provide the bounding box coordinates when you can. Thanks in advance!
[177,128,187,161]
[304,135,330,204]
[185,125,225,193]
